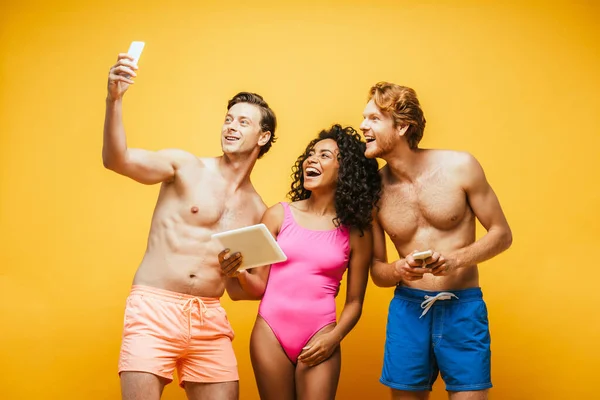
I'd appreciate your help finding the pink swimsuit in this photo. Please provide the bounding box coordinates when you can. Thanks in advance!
[258,202,350,363]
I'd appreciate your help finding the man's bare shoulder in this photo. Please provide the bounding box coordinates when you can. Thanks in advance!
[428,149,481,171]
[237,183,269,218]
[251,194,268,216]
[195,156,220,170]
[429,149,486,188]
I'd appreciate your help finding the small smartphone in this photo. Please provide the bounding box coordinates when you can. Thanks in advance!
[412,250,433,260]
[125,41,145,78]
[127,41,145,65]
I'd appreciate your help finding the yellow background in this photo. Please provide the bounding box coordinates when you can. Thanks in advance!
[1,0,598,399]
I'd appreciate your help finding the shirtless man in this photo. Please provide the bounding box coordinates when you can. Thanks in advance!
[361,82,512,400]
[102,53,277,400]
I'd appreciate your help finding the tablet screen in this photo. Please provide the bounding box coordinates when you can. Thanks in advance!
[212,224,287,270]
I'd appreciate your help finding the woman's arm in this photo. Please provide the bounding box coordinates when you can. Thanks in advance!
[298,227,373,366]
[223,203,284,300]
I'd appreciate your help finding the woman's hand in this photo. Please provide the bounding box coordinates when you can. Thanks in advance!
[298,332,341,367]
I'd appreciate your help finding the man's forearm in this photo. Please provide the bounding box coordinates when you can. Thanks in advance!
[452,227,513,269]
[102,98,128,168]
[370,260,400,287]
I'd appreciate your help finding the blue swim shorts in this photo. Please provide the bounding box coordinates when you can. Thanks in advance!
[380,286,492,392]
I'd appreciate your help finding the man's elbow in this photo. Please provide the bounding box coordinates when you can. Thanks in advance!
[373,280,394,288]
[102,152,113,169]
[370,276,385,288]
[369,272,391,288]
[102,149,127,171]
[102,153,120,171]
[502,227,513,251]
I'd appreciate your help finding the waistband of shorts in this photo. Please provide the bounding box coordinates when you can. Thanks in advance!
[129,285,222,307]
[393,285,483,303]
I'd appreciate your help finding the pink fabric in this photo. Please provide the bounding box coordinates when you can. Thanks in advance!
[258,202,350,363]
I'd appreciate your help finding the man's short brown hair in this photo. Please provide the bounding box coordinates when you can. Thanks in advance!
[227,92,277,158]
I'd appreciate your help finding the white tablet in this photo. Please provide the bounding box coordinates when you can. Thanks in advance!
[212,224,287,270]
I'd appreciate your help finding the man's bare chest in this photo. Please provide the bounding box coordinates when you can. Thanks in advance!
[168,169,262,230]
[378,181,469,240]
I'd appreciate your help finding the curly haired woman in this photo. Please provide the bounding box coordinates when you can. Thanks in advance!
[219,124,382,400]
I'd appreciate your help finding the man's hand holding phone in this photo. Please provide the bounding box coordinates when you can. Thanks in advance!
[394,249,447,281]
[107,41,145,101]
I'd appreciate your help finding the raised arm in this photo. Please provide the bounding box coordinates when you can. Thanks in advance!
[221,203,284,300]
[103,53,194,184]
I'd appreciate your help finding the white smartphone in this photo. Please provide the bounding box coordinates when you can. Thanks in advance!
[127,41,145,65]
[125,41,145,78]
[412,250,433,260]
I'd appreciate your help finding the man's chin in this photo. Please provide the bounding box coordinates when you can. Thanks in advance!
[222,142,242,153]
[364,147,380,159]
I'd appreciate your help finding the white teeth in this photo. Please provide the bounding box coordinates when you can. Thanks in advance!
[225,136,239,141]
[306,167,321,176]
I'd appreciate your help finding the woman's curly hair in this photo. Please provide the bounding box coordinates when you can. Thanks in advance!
[288,124,382,234]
